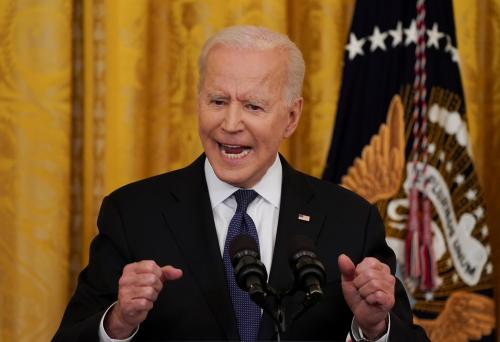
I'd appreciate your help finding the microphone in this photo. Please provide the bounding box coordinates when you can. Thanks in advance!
[289,235,326,302]
[229,234,268,299]
[230,235,284,335]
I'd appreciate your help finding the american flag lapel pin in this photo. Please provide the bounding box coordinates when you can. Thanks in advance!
[298,213,310,222]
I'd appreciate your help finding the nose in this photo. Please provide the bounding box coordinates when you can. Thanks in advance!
[221,103,244,133]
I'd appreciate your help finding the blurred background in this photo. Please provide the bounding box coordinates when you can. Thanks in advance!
[0,0,499,341]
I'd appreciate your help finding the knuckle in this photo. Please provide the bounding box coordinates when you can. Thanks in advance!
[145,287,155,298]
[143,260,158,272]
[363,257,378,267]
[365,270,377,279]
[123,262,136,273]
[136,298,149,310]
[146,274,157,285]
[369,279,380,289]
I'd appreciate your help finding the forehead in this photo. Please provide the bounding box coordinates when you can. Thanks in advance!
[202,45,288,96]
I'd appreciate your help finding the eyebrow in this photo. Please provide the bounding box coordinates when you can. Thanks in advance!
[238,95,270,107]
[207,92,270,107]
[207,93,230,100]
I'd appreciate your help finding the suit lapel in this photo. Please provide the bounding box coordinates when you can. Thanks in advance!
[157,155,326,340]
[160,155,239,340]
[258,157,326,340]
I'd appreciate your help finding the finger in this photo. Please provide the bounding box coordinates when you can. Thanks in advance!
[128,286,160,302]
[134,273,164,292]
[355,257,390,275]
[338,254,356,282]
[132,260,163,279]
[365,290,395,311]
[353,268,395,289]
[357,277,395,299]
[119,272,164,292]
[161,265,183,282]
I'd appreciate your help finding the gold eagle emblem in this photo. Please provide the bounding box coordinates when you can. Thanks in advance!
[340,94,405,204]
[414,291,495,341]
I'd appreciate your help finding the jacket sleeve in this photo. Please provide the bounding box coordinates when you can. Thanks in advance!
[52,195,132,342]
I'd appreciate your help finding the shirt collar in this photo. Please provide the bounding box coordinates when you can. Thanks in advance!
[204,155,282,209]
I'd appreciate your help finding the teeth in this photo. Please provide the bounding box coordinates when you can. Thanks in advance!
[219,143,251,159]
[221,148,250,159]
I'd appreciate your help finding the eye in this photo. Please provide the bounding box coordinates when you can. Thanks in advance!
[210,99,226,107]
[245,103,263,112]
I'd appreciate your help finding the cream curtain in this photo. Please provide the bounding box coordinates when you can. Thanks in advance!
[0,0,499,340]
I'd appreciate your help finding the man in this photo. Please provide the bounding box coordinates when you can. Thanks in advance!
[53,26,429,341]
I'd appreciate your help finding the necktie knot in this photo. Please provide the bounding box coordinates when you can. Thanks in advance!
[234,189,258,213]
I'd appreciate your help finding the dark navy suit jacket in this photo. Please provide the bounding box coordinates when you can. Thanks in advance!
[53,155,429,341]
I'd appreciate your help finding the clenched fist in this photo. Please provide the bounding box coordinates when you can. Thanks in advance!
[338,254,395,340]
[104,261,183,339]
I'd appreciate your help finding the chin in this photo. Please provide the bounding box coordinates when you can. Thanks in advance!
[214,168,251,188]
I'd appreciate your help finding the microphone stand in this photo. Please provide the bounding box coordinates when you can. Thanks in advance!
[249,285,287,340]
[250,284,324,341]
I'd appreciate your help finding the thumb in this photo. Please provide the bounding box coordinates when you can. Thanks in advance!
[161,265,183,282]
[338,254,356,282]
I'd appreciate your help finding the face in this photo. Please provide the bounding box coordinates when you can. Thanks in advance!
[198,45,303,188]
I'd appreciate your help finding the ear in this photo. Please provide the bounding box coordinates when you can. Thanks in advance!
[283,97,303,138]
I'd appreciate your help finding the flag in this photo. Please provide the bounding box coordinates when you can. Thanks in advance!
[323,1,495,341]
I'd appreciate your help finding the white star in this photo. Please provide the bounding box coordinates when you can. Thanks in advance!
[424,292,434,301]
[345,33,365,60]
[474,206,485,219]
[427,23,444,49]
[404,20,418,46]
[439,151,446,162]
[481,226,489,238]
[445,161,453,172]
[428,143,436,155]
[454,174,465,185]
[465,189,477,200]
[389,21,403,47]
[451,46,460,63]
[369,26,388,51]
[444,35,453,52]
[486,263,493,275]
[452,274,459,283]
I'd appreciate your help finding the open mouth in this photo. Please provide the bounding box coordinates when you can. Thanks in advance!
[218,143,252,159]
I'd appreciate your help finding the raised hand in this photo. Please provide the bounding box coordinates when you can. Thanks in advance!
[104,261,183,339]
[338,254,395,339]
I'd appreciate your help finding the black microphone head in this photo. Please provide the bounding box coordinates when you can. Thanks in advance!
[228,234,268,297]
[288,235,326,298]
[289,235,317,263]
[229,234,259,264]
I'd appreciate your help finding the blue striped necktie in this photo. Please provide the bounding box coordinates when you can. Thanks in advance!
[222,189,261,342]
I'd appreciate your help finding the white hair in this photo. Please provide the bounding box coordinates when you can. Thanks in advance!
[198,25,305,105]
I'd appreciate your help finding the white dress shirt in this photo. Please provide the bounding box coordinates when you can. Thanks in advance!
[99,155,389,342]
[205,155,282,270]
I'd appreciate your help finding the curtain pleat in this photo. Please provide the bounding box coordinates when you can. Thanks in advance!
[0,0,499,340]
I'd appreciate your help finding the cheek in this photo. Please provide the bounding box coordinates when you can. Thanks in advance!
[265,115,290,139]
[198,110,218,133]
[248,124,285,149]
